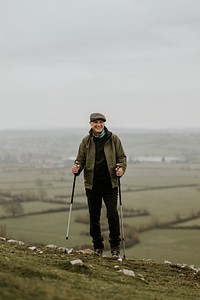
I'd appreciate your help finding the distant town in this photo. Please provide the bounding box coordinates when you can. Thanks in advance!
[0,128,199,169]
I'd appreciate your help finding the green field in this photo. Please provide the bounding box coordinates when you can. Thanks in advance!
[0,162,200,267]
[127,229,200,266]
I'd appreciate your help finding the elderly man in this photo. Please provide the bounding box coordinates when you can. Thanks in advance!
[72,112,127,259]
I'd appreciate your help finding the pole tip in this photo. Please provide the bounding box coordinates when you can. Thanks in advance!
[66,237,68,240]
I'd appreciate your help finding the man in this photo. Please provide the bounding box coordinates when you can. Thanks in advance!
[72,112,127,259]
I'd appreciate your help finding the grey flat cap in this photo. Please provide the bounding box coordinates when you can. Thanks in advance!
[90,113,106,122]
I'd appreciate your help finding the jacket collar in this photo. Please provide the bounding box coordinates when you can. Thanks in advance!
[89,126,112,139]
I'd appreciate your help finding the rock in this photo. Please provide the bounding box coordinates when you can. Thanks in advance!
[189,265,200,273]
[70,259,83,266]
[176,263,187,268]
[0,237,6,241]
[58,247,67,252]
[164,260,172,264]
[118,269,135,277]
[76,249,93,255]
[45,244,57,249]
[117,257,123,262]
[67,249,74,254]
[61,247,74,254]
[7,239,25,245]
[175,263,200,274]
[66,248,73,254]
[114,265,120,269]
[28,246,37,251]
[137,273,145,281]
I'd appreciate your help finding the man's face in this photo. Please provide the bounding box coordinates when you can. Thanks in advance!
[90,120,105,135]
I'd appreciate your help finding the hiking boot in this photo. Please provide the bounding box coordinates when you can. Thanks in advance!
[94,249,103,257]
[111,247,120,260]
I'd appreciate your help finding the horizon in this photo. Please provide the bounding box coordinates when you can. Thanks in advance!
[1,126,200,132]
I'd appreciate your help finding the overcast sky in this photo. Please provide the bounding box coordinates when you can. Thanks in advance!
[0,0,200,130]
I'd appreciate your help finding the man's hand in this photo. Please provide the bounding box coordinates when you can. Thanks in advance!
[115,164,123,177]
[72,161,80,174]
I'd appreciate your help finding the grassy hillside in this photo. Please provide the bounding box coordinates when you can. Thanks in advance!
[1,239,200,300]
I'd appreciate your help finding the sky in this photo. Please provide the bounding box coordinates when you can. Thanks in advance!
[0,0,200,130]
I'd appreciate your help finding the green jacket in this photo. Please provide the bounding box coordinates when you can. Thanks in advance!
[75,127,127,189]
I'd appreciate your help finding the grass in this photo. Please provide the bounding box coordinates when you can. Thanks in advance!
[1,211,200,267]
[0,240,200,300]
[173,219,200,226]
[129,229,200,266]
[0,167,84,198]
[124,187,200,223]
[0,201,66,216]
[0,211,91,247]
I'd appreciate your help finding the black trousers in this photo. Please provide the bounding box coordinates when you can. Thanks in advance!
[86,184,121,250]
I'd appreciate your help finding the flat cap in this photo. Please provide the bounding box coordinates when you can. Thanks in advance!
[90,112,106,122]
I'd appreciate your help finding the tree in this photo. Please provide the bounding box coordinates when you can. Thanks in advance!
[38,188,47,201]
[35,179,44,187]
[3,201,24,217]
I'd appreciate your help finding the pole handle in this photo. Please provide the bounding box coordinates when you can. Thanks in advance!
[70,174,77,204]
[118,177,122,206]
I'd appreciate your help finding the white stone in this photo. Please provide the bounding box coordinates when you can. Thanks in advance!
[114,265,120,269]
[7,239,25,245]
[58,247,67,252]
[164,260,172,264]
[138,273,145,281]
[28,246,37,251]
[70,259,83,266]
[67,248,74,254]
[119,269,135,277]
[45,244,57,249]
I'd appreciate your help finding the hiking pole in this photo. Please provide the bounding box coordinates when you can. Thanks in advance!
[118,176,126,259]
[66,174,77,240]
